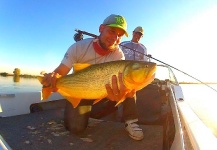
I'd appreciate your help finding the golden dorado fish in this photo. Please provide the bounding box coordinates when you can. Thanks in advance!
[37,60,156,108]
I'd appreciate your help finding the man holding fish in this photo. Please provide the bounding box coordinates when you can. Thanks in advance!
[40,14,156,141]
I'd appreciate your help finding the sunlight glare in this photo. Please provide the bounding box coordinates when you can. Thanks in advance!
[152,5,217,82]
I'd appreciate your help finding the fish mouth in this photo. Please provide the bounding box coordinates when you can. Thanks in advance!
[147,64,157,78]
[138,62,156,79]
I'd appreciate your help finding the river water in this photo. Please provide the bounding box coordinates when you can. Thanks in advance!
[0,76,41,93]
[0,76,217,137]
[180,84,217,137]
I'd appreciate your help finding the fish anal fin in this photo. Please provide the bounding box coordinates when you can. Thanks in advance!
[66,97,81,108]
[57,90,81,108]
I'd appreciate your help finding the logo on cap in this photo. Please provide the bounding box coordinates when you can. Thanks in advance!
[115,16,125,26]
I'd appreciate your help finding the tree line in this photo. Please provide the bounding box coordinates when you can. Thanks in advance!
[0,68,37,78]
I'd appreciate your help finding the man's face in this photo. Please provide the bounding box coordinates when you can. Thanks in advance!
[99,25,125,51]
[132,32,143,43]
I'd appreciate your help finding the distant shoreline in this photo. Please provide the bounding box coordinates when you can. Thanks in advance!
[179,82,217,84]
[0,73,37,78]
[1,73,217,84]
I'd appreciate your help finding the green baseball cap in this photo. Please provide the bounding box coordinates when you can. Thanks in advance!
[103,14,128,37]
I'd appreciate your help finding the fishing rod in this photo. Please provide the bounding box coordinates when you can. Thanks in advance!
[74,29,217,93]
[74,29,97,41]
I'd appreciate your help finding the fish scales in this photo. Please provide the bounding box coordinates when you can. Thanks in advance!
[56,61,129,99]
[37,60,156,108]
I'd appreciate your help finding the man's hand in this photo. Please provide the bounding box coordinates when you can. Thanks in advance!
[105,73,136,102]
[41,72,60,92]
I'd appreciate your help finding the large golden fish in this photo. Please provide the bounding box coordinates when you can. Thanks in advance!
[37,60,156,108]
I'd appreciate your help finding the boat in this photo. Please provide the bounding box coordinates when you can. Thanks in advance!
[1,64,217,150]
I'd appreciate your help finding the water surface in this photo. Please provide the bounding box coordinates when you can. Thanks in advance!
[181,84,217,137]
[0,76,41,94]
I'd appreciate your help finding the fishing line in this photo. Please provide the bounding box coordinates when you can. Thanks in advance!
[120,44,217,93]
[74,29,217,93]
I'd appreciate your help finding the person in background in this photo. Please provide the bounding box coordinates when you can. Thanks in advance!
[41,14,144,141]
[118,26,150,130]
[120,26,148,61]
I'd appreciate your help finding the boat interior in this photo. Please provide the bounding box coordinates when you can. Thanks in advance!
[0,77,186,150]
[1,30,217,150]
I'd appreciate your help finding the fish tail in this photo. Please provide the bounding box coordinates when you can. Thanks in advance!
[37,76,53,100]
[37,76,43,84]
[42,87,53,100]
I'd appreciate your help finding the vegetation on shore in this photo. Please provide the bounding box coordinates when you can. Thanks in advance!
[0,72,37,78]
[0,68,37,78]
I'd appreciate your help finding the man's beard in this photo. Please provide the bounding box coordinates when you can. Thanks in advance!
[98,40,119,51]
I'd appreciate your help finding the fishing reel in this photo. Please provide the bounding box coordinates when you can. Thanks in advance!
[74,29,98,42]
[73,31,83,42]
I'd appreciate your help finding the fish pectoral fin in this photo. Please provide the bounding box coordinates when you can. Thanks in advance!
[115,98,125,107]
[115,100,123,107]
[42,87,53,100]
[114,92,137,107]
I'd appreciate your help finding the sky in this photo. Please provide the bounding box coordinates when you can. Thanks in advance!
[1,0,217,82]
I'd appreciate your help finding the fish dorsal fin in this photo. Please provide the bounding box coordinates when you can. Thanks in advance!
[73,63,91,72]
